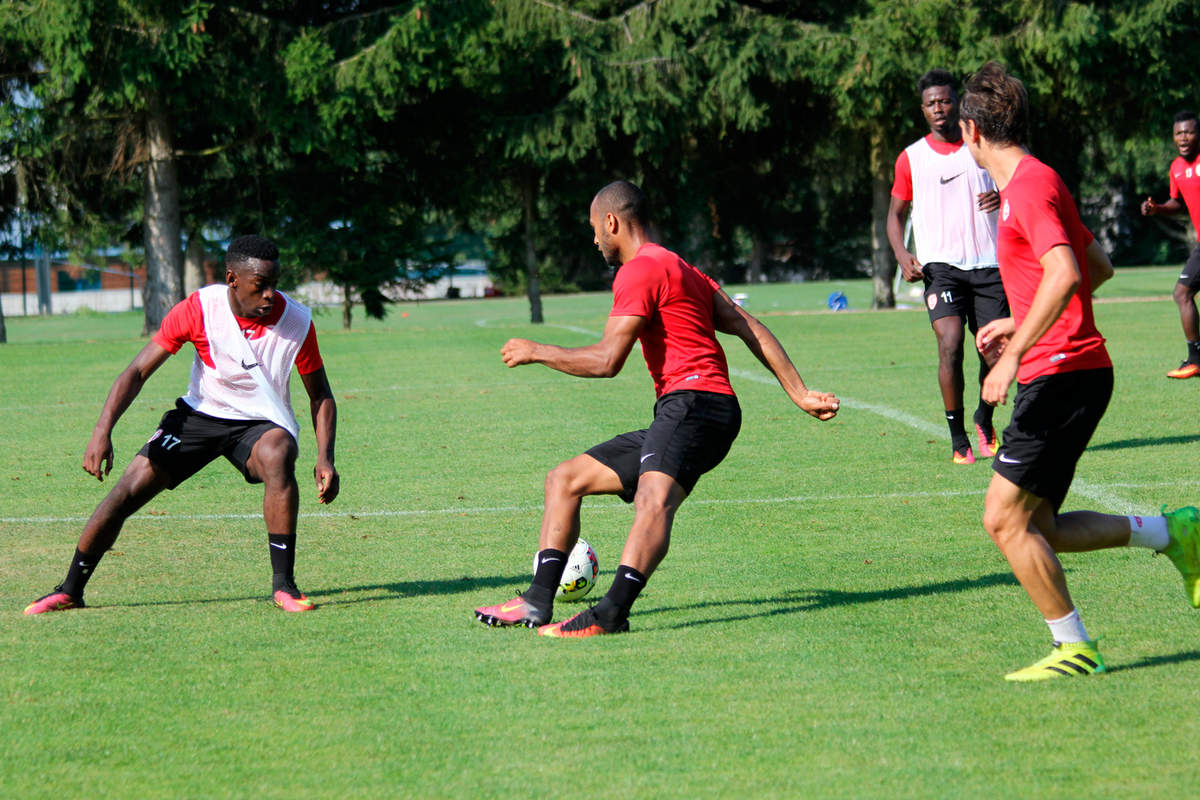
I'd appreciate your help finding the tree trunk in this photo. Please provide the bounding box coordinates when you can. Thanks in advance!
[184,231,207,294]
[141,94,184,334]
[869,127,896,309]
[342,283,353,330]
[748,232,765,283]
[521,171,544,324]
[0,292,6,343]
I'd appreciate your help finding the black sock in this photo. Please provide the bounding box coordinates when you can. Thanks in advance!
[1188,341,1200,364]
[973,404,995,434]
[525,548,568,606]
[945,408,969,451]
[60,548,102,597]
[268,533,297,593]
[600,565,648,619]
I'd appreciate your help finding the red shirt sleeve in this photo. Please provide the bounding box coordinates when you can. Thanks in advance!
[294,323,324,375]
[1170,168,1181,200]
[610,258,657,318]
[152,293,203,354]
[891,150,913,202]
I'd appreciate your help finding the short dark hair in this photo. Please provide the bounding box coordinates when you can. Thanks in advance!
[960,61,1029,147]
[225,235,279,269]
[593,180,649,226]
[917,68,956,96]
[1175,110,1198,125]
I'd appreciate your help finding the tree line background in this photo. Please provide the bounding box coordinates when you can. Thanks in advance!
[1,0,1197,334]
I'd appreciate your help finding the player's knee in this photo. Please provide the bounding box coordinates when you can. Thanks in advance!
[545,460,581,498]
[632,485,677,519]
[982,504,1021,549]
[253,434,298,481]
[1173,283,1195,305]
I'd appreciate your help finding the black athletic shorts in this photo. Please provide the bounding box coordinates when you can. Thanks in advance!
[585,390,741,503]
[138,398,284,489]
[992,368,1113,512]
[1177,242,1200,291]
[923,263,1009,331]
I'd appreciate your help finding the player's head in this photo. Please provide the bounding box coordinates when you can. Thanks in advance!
[959,61,1029,148]
[1173,111,1198,160]
[224,234,280,318]
[917,69,959,139]
[590,181,648,267]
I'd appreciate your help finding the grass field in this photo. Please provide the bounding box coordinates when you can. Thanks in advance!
[1,267,1198,798]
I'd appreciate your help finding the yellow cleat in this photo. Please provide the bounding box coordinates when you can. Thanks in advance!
[1161,505,1200,608]
[1004,640,1105,682]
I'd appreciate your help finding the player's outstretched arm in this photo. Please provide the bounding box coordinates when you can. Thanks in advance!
[1141,196,1183,217]
[301,367,339,504]
[500,314,644,378]
[712,289,838,420]
[84,341,172,481]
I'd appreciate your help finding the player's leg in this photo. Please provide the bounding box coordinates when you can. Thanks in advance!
[25,455,173,614]
[241,425,310,611]
[1168,246,1200,378]
[969,268,1009,457]
[924,264,972,463]
[476,450,627,628]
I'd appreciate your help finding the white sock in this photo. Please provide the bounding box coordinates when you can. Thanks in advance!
[1127,515,1170,551]
[1045,609,1089,644]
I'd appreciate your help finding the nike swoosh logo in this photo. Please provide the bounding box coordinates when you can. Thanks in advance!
[270,542,288,550]
[241,360,259,370]
[500,599,525,613]
[939,172,964,184]
[623,574,644,583]
[540,557,562,565]
[997,454,1021,464]
[640,452,656,464]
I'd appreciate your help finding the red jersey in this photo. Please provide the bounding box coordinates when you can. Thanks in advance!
[153,290,324,375]
[609,243,733,397]
[997,156,1110,383]
[1168,153,1200,240]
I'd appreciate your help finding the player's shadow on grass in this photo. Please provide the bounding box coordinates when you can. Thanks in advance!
[1089,433,1200,451]
[308,574,530,606]
[1102,649,1200,674]
[647,572,1020,630]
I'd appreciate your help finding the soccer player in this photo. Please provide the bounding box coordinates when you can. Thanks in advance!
[1140,111,1200,378]
[24,235,339,615]
[886,68,1008,465]
[474,180,839,637]
[960,62,1200,681]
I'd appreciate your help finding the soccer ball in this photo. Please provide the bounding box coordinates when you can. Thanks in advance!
[533,539,599,602]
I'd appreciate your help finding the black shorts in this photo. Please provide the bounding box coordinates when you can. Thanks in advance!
[992,368,1113,512]
[585,390,741,503]
[923,263,1009,331]
[138,399,284,489]
[1177,243,1200,291]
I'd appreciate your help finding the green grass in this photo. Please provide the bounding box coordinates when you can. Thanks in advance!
[2,267,1198,798]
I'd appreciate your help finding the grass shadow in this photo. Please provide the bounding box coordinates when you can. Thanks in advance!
[1103,649,1200,674]
[1089,433,1200,451]
[647,572,1020,630]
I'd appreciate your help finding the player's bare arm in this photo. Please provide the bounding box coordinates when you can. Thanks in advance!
[83,341,172,482]
[711,289,839,420]
[982,244,1081,406]
[301,367,339,504]
[977,190,1001,213]
[885,195,923,282]
[500,315,644,378]
[975,316,1015,367]
[1141,196,1183,217]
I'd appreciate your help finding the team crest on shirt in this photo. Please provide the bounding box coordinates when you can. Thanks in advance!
[926,293,938,311]
[1001,199,1010,221]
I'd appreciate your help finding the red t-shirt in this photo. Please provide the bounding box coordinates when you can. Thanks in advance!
[609,243,733,397]
[153,291,324,374]
[1168,154,1200,240]
[997,156,1110,383]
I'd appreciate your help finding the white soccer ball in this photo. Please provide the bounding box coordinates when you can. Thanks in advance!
[533,539,599,602]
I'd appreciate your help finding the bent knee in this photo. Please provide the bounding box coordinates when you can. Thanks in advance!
[1174,283,1195,304]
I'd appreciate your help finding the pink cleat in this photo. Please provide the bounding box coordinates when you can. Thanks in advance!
[24,589,84,615]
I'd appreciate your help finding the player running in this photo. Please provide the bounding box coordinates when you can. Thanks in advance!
[1140,111,1200,378]
[24,235,339,615]
[886,68,1007,465]
[475,180,838,637]
[960,62,1200,681]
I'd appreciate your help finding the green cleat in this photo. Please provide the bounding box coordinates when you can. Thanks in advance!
[1004,640,1105,682]
[1161,506,1200,608]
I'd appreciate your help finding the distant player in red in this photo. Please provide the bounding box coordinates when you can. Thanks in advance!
[24,235,339,615]
[475,180,839,637]
[1141,111,1200,378]
[887,68,1007,465]
[959,62,1200,681]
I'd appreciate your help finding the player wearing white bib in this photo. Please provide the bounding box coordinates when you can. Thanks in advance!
[24,236,339,615]
[887,69,1009,465]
